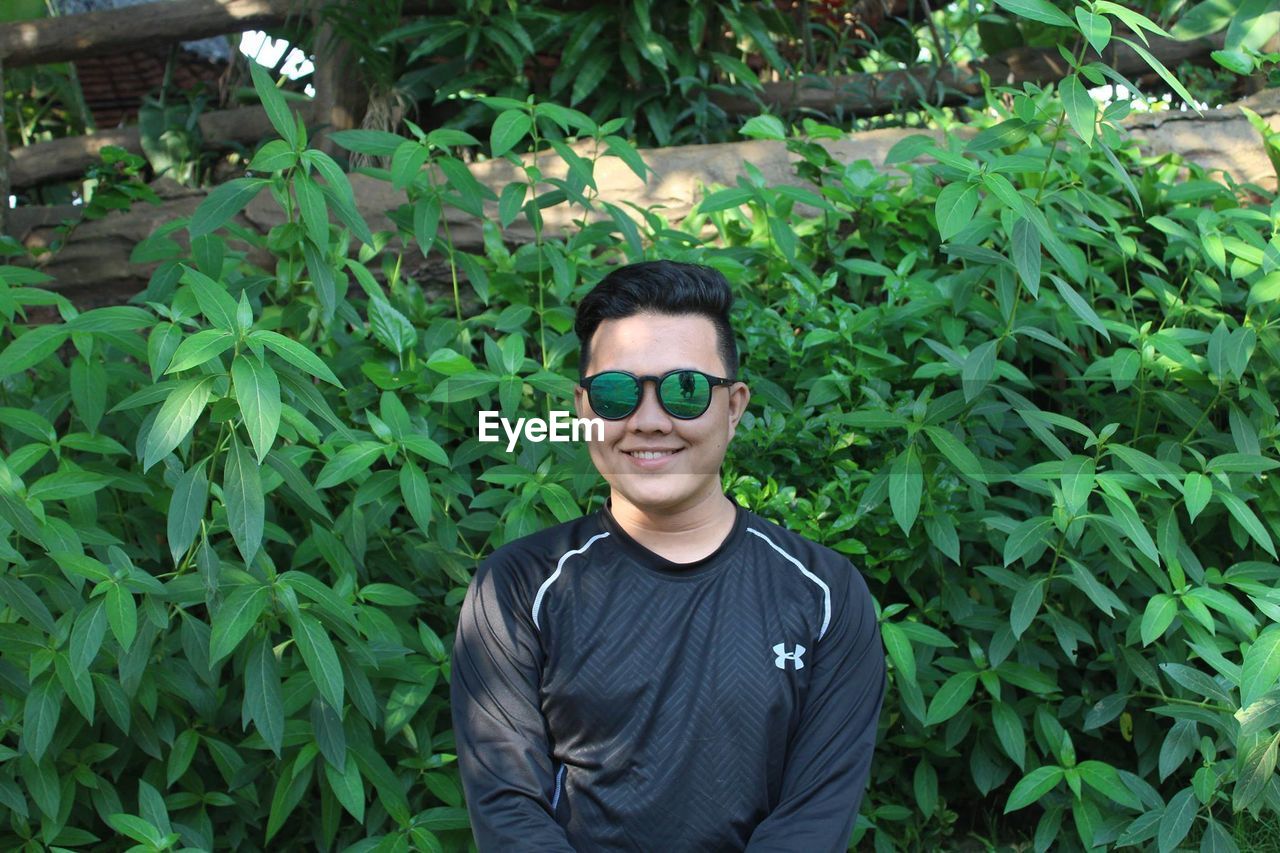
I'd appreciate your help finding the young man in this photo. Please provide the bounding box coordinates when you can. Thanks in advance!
[450,260,886,852]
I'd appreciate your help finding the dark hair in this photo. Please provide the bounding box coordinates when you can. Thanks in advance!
[574,260,739,379]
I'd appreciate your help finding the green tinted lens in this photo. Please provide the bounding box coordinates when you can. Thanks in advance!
[589,372,640,419]
[660,371,712,418]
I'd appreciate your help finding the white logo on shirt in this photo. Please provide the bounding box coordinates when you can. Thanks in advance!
[773,642,806,670]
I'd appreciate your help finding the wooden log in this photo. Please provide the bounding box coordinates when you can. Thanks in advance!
[0,0,434,68]
[0,0,312,67]
[9,104,308,188]
[9,87,1279,308]
[710,30,1229,117]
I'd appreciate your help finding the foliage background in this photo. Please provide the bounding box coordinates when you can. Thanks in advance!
[1,0,1280,851]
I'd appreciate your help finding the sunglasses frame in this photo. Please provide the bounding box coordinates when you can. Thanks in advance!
[579,368,736,421]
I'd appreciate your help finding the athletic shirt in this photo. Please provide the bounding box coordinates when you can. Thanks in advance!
[449,496,886,853]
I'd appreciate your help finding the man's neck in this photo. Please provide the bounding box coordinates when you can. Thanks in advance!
[608,489,737,564]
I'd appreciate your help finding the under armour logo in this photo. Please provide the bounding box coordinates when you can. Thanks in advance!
[773,642,806,670]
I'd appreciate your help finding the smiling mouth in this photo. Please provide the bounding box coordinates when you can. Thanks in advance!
[625,450,682,459]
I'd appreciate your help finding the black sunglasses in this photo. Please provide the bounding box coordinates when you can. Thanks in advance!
[579,369,735,420]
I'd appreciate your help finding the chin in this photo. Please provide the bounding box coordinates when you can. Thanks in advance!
[613,475,708,511]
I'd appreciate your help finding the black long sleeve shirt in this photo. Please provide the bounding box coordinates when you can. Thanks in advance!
[450,496,886,852]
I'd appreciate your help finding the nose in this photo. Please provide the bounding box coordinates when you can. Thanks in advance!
[628,379,673,431]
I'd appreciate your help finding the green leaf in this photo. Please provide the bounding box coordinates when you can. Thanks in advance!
[1158,787,1198,852]
[1075,7,1112,54]
[1170,0,1234,40]
[888,445,922,536]
[1234,732,1280,811]
[1061,455,1095,515]
[1011,578,1045,639]
[55,651,94,724]
[1215,489,1276,558]
[316,441,385,489]
[414,195,441,256]
[295,171,329,255]
[180,265,239,331]
[1099,489,1161,565]
[189,178,268,239]
[167,729,199,786]
[935,182,979,242]
[324,750,365,821]
[1182,472,1212,524]
[245,635,284,757]
[1004,766,1064,813]
[1240,626,1280,709]
[1010,217,1041,295]
[1004,516,1053,567]
[0,575,55,632]
[265,450,333,522]
[881,621,916,683]
[1116,36,1202,114]
[249,61,298,148]
[925,671,977,725]
[290,611,345,713]
[0,324,68,378]
[966,119,1030,153]
[498,182,526,229]
[541,482,581,523]
[167,459,208,566]
[1051,274,1110,341]
[369,296,417,355]
[993,0,1072,27]
[70,354,106,433]
[1140,594,1177,646]
[740,114,786,141]
[961,339,997,402]
[23,675,61,762]
[209,584,269,664]
[70,599,108,671]
[248,139,296,173]
[1060,75,1095,147]
[923,425,987,484]
[250,330,343,387]
[1211,49,1253,75]
[105,581,137,650]
[311,697,347,770]
[164,329,235,373]
[490,109,531,157]
[572,53,614,106]
[992,700,1026,768]
[1076,760,1141,809]
[1094,1,1173,41]
[329,129,404,156]
[232,353,282,464]
[399,461,434,534]
[1224,0,1280,51]
[223,431,264,565]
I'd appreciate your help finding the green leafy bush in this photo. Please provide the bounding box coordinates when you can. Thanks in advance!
[0,2,1278,852]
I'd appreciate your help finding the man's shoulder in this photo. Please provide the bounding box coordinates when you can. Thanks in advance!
[478,509,610,583]
[740,508,870,594]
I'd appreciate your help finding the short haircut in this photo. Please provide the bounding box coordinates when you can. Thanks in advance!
[574,260,739,380]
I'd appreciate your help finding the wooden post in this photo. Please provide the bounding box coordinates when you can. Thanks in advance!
[1,55,9,236]
[310,0,365,158]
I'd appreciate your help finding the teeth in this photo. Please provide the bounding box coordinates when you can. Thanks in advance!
[629,450,677,459]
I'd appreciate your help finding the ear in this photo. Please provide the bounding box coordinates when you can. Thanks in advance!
[725,381,750,439]
[574,385,588,420]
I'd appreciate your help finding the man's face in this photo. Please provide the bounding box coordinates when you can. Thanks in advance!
[573,312,750,514]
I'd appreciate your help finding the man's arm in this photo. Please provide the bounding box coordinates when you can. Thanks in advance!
[745,561,887,853]
[450,553,576,852]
